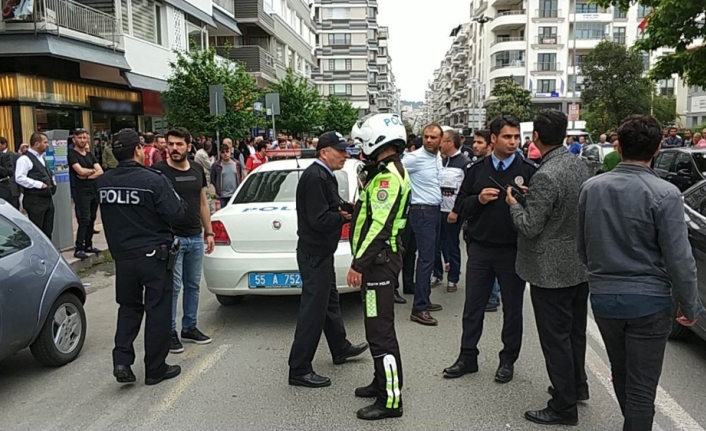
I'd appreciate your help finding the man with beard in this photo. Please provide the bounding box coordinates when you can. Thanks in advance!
[15,132,57,239]
[153,127,216,353]
[69,128,103,259]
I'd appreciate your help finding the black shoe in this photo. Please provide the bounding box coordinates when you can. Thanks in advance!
[428,303,443,312]
[355,382,377,398]
[495,363,514,383]
[288,372,331,388]
[181,327,212,345]
[443,357,479,379]
[357,403,403,420]
[548,385,590,402]
[145,365,181,386]
[85,247,101,254]
[485,303,499,312]
[73,250,89,260]
[170,332,184,353]
[525,407,578,426]
[333,342,369,365]
[394,292,407,304]
[113,365,136,384]
[92,229,101,235]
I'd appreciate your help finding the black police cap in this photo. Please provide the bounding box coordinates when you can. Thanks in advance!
[112,129,141,151]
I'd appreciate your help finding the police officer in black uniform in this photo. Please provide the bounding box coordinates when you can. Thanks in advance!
[442,116,538,383]
[97,129,187,386]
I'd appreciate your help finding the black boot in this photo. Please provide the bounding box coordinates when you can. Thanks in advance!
[356,402,403,421]
[354,382,377,398]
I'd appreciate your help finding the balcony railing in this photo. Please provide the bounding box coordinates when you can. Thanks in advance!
[490,36,525,47]
[495,9,526,17]
[214,45,276,77]
[613,35,626,45]
[491,60,525,71]
[214,0,235,15]
[31,0,120,47]
[535,8,561,19]
[534,35,561,45]
[534,62,561,72]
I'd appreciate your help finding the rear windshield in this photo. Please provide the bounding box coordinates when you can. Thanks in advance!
[233,169,351,204]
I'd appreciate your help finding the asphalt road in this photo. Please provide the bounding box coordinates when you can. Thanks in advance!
[2,263,706,431]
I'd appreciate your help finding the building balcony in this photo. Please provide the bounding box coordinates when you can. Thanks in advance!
[489,60,526,81]
[571,36,610,50]
[570,8,612,23]
[235,0,275,34]
[532,62,562,74]
[490,10,526,32]
[0,0,121,49]
[489,37,525,55]
[532,9,564,22]
[532,35,562,48]
[214,45,276,82]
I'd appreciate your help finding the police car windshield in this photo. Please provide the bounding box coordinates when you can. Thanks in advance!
[233,169,350,204]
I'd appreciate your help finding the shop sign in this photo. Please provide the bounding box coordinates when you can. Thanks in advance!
[89,97,143,115]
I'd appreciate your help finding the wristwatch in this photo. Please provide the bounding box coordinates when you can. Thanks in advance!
[205,232,215,237]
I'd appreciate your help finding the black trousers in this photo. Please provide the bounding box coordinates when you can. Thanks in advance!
[0,186,19,209]
[289,250,349,376]
[362,251,403,408]
[530,283,589,415]
[596,307,672,431]
[23,194,54,239]
[74,188,98,251]
[461,242,525,364]
[113,253,172,379]
[401,225,417,295]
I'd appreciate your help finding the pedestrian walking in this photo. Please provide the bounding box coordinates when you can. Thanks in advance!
[98,129,187,386]
[578,115,705,431]
[506,109,591,426]
[443,116,537,383]
[288,131,368,389]
[14,132,56,239]
[348,113,410,420]
[402,124,444,326]
[211,140,242,208]
[153,127,216,354]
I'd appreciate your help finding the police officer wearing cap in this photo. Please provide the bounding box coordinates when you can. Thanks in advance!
[288,131,369,389]
[97,129,187,386]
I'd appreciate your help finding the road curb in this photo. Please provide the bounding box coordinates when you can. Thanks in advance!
[69,250,113,273]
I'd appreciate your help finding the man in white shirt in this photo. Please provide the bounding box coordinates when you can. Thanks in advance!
[401,124,444,326]
[15,132,56,238]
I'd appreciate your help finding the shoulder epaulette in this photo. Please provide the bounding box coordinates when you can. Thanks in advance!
[523,158,540,169]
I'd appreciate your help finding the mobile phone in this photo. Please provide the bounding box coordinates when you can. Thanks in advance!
[339,199,354,213]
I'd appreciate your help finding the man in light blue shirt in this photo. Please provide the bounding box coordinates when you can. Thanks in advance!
[402,124,444,326]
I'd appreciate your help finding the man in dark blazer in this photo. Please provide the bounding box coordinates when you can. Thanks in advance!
[0,137,20,209]
[506,109,591,426]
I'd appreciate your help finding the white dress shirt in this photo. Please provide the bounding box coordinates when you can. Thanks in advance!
[15,148,47,190]
[401,147,443,205]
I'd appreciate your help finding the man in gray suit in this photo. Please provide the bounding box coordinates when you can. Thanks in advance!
[506,109,590,426]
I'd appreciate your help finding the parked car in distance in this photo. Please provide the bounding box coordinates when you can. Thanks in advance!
[580,144,615,175]
[0,200,87,366]
[673,180,706,341]
[653,148,706,192]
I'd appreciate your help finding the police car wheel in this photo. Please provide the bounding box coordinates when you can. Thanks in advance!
[216,295,244,306]
[30,293,87,367]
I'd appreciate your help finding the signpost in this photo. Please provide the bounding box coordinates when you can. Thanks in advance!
[265,93,280,137]
[568,103,580,122]
[209,84,226,153]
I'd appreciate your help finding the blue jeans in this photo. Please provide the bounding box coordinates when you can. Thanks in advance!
[434,213,461,283]
[219,197,231,208]
[410,206,440,313]
[172,235,205,332]
[488,278,501,307]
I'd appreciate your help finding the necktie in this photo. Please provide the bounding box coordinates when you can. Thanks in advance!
[497,161,505,172]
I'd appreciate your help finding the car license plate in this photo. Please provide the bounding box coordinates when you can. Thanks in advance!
[248,273,302,288]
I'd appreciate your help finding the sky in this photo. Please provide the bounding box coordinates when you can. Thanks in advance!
[378,0,471,102]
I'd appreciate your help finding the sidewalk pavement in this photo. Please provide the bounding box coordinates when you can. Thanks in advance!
[62,206,111,273]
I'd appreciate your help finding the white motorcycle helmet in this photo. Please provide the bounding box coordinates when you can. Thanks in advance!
[351,113,407,158]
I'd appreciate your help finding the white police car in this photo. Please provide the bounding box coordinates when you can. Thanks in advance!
[203,148,364,305]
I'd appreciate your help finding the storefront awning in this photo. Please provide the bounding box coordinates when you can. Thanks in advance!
[123,72,169,93]
[213,8,242,35]
[162,0,216,28]
[0,34,130,70]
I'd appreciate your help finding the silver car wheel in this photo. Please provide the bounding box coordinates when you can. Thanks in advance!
[52,303,82,354]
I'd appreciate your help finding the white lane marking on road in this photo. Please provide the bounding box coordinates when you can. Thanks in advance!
[586,316,704,431]
[151,343,232,415]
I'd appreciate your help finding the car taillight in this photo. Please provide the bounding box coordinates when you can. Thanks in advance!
[211,221,231,245]
[340,223,350,241]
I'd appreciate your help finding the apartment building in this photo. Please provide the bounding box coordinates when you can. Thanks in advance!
[427,0,685,129]
[312,0,383,115]
[0,0,314,149]
[377,26,399,114]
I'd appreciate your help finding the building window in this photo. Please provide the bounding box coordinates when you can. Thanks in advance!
[574,3,598,13]
[572,54,586,67]
[614,7,627,18]
[637,4,652,18]
[263,0,273,14]
[538,0,558,17]
[613,27,626,44]
[187,19,206,52]
[367,7,376,18]
[574,22,607,39]
[368,29,376,40]
[538,79,556,93]
[329,59,352,70]
[276,42,285,63]
[659,78,675,96]
[296,55,303,73]
[330,7,349,19]
[492,50,524,68]
[328,33,351,45]
[121,0,164,45]
[537,53,557,70]
[329,84,352,95]
[288,49,295,69]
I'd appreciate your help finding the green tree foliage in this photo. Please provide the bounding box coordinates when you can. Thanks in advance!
[594,0,706,87]
[267,69,324,136]
[321,95,359,134]
[162,48,264,139]
[581,40,653,133]
[403,120,414,137]
[651,94,677,126]
[485,78,533,125]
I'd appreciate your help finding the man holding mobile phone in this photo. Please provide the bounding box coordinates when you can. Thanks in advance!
[288,131,368,389]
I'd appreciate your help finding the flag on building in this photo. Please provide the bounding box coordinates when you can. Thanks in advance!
[638,11,653,33]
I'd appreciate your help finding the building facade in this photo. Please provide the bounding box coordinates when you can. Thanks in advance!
[312,0,385,115]
[0,0,314,149]
[376,26,399,114]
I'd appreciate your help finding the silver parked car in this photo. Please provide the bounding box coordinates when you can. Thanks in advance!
[580,143,616,175]
[0,200,87,366]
